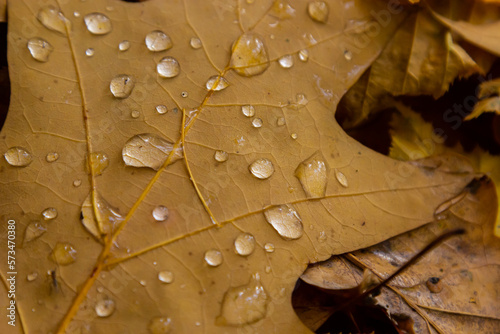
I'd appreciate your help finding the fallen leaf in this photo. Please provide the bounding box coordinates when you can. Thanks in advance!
[464,78,500,120]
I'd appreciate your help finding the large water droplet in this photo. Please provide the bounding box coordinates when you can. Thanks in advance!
[88,152,109,175]
[152,205,169,222]
[335,170,348,187]
[295,153,328,197]
[27,38,53,62]
[278,55,293,68]
[156,105,168,114]
[190,37,202,49]
[307,1,329,23]
[204,249,223,267]
[118,40,130,51]
[37,6,70,35]
[51,243,77,265]
[158,271,174,284]
[252,118,263,128]
[95,297,115,317]
[122,133,183,170]
[110,74,135,98]
[84,13,112,35]
[241,105,255,117]
[81,193,124,239]
[148,317,172,334]
[206,75,229,91]
[216,273,268,326]
[214,150,228,162]
[298,49,309,62]
[230,33,269,77]
[23,221,47,244]
[234,233,256,256]
[145,30,173,52]
[264,204,303,240]
[42,207,58,220]
[4,147,32,167]
[45,152,59,162]
[249,158,274,180]
[157,57,180,78]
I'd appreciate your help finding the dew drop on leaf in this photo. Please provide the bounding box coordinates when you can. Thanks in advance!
[23,221,47,244]
[216,273,268,326]
[85,48,95,57]
[271,0,296,19]
[234,233,256,256]
[145,30,173,52]
[205,75,229,91]
[84,13,112,35]
[344,49,353,61]
[251,118,263,128]
[131,110,140,118]
[122,133,183,170]
[290,133,298,140]
[42,207,58,220]
[88,152,109,175]
[157,57,180,78]
[118,40,130,51]
[158,271,174,284]
[295,153,328,197]
[317,230,327,242]
[45,152,59,162]
[156,105,168,114]
[27,272,38,282]
[241,105,255,117]
[95,297,115,317]
[298,49,309,62]
[276,117,286,126]
[204,249,223,267]
[335,170,348,187]
[73,179,82,187]
[248,158,274,179]
[27,38,53,62]
[264,204,303,240]
[214,150,228,162]
[152,205,169,222]
[81,193,124,238]
[4,147,32,167]
[307,1,329,23]
[148,317,172,334]
[181,91,188,98]
[190,37,202,49]
[140,280,147,286]
[51,242,77,265]
[73,11,80,18]
[37,6,69,35]
[110,74,135,98]
[230,32,269,77]
[278,54,293,68]
[264,243,275,253]
[296,93,308,106]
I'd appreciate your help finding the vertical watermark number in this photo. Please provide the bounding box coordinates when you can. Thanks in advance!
[6,219,16,326]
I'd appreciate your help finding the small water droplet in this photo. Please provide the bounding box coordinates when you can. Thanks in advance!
[157,57,180,78]
[276,117,286,126]
[156,105,168,114]
[97,286,104,293]
[296,93,308,106]
[73,179,82,187]
[145,30,173,52]
[84,13,112,35]
[23,221,47,244]
[264,243,275,253]
[27,272,38,282]
[234,233,256,256]
[241,105,255,117]
[265,266,271,273]
[214,150,228,162]
[335,170,348,187]
[73,11,81,17]
[216,273,268,326]
[290,133,298,140]
[278,54,293,68]
[148,317,172,334]
[204,249,223,267]
[45,152,59,162]
[4,147,32,167]
[264,204,303,240]
[307,1,329,23]
[37,6,70,35]
[85,48,95,57]
[152,205,169,222]
[118,40,130,51]
[51,242,77,265]
[190,37,202,49]
[252,118,263,128]
[27,38,53,62]
[95,297,115,317]
[317,231,327,242]
[295,153,328,197]
[88,152,109,175]
[271,0,296,19]
[110,74,135,98]
[122,133,183,170]
[42,207,57,220]
[230,33,269,77]
[344,50,352,61]
[158,271,174,284]
[249,158,274,180]
[298,49,309,62]
[140,280,147,286]
[206,75,229,91]
[131,110,140,118]
[181,91,188,98]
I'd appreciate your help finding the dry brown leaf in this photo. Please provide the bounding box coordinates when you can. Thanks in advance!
[0,1,475,333]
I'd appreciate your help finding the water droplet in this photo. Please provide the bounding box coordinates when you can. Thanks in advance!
[344,50,352,61]
[278,55,293,68]
[271,0,296,19]
[204,249,223,267]
[73,11,81,18]
[252,118,263,128]
[37,6,70,35]
[4,147,32,167]
[290,133,298,140]
[265,266,271,273]
[140,280,147,286]
[118,40,130,51]
[27,272,38,282]
[85,48,95,57]
[131,110,140,118]
[95,297,115,317]
[145,30,173,52]
[45,152,59,162]
[295,153,328,197]
[158,271,174,284]
[156,105,168,114]
[206,75,229,91]
[335,170,348,187]
[317,231,327,242]
[230,32,269,77]
[51,242,77,265]
[73,179,82,187]
[214,150,228,162]
[249,158,274,180]
[216,273,268,326]
[42,207,57,220]
[276,117,286,126]
[241,105,255,117]
[264,243,275,253]
[157,57,180,78]
[148,317,172,334]
[298,49,309,62]
[88,152,109,175]
[181,91,188,98]
[264,204,303,240]
[81,193,124,238]
[152,205,169,222]
[307,1,329,23]
[234,233,256,256]
[23,221,47,244]
[190,37,202,49]
[84,13,112,35]
[27,38,53,62]
[296,93,308,106]
[110,74,135,98]
[122,133,183,170]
